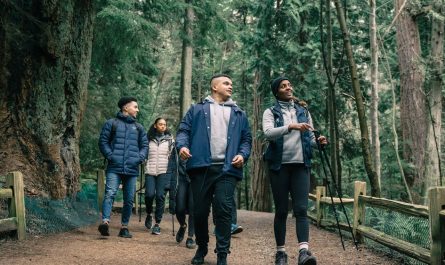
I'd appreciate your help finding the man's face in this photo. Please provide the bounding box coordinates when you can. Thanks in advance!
[123,101,139,118]
[212,77,233,101]
[276,80,293,101]
[154,119,167,133]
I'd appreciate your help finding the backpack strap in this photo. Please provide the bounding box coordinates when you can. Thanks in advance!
[109,118,119,143]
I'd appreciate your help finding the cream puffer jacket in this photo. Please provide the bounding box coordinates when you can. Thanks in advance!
[145,135,174,176]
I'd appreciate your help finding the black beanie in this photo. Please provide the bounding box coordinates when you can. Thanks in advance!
[270,77,289,97]
[118,96,137,110]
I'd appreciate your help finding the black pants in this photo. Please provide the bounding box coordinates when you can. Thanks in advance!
[212,187,238,225]
[176,178,195,237]
[145,173,169,223]
[269,163,310,246]
[189,165,236,254]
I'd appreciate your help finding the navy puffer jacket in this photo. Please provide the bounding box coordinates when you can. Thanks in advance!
[99,112,149,176]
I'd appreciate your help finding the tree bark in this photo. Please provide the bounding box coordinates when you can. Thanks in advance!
[423,0,444,197]
[0,0,95,198]
[333,0,381,197]
[394,0,426,203]
[369,0,381,189]
[250,70,272,212]
[179,1,194,119]
[325,0,342,193]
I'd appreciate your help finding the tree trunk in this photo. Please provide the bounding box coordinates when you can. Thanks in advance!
[179,1,194,119]
[325,0,342,193]
[394,0,426,203]
[369,0,381,189]
[0,0,95,198]
[250,70,272,212]
[333,0,381,197]
[423,0,444,197]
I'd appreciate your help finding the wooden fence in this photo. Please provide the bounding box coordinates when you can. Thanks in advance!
[308,181,445,265]
[0,171,26,240]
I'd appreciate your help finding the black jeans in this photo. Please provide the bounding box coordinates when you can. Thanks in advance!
[176,178,195,237]
[212,187,238,225]
[189,165,236,254]
[145,173,169,223]
[269,163,310,246]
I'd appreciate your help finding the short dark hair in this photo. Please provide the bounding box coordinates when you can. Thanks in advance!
[118,96,138,110]
[210,74,232,84]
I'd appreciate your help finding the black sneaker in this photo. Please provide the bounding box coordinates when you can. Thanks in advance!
[186,238,196,249]
[191,245,208,264]
[118,227,132,238]
[217,252,228,265]
[176,224,187,243]
[298,249,316,265]
[152,223,161,235]
[275,251,288,265]
[231,224,243,235]
[98,223,109,236]
[145,215,152,230]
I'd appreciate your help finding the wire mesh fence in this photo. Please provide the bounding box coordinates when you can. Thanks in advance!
[0,178,100,241]
[309,196,430,265]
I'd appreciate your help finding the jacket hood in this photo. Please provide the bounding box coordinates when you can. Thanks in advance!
[204,95,237,107]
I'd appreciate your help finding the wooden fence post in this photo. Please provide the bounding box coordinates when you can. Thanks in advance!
[429,187,445,265]
[315,186,326,227]
[6,171,26,240]
[97,170,105,212]
[353,181,366,243]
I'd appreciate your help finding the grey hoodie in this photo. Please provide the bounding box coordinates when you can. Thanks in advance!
[205,95,237,163]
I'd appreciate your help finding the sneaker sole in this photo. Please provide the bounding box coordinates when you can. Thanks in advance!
[231,227,243,235]
[118,234,133,238]
[191,258,205,265]
[301,257,317,265]
[98,224,109,236]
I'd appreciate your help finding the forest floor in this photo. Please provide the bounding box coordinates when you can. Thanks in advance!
[1,210,401,265]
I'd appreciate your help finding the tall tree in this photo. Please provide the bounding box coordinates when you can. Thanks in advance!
[322,0,342,191]
[333,0,381,196]
[0,0,95,198]
[394,0,426,202]
[423,0,444,195]
[249,0,275,212]
[180,0,194,119]
[369,0,381,188]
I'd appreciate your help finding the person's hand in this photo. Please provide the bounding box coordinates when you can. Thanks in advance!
[179,147,192,160]
[288,123,313,132]
[317,135,328,145]
[231,155,244,168]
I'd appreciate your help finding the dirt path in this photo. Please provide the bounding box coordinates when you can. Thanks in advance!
[1,210,399,265]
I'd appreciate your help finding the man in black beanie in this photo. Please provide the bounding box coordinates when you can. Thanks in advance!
[98,96,148,238]
[263,77,327,265]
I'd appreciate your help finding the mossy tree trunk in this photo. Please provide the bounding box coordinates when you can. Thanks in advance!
[0,0,95,198]
[394,0,426,203]
[333,0,381,197]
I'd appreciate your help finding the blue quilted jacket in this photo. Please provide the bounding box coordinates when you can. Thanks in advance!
[99,112,149,176]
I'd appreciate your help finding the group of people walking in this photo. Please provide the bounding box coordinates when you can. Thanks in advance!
[98,74,327,265]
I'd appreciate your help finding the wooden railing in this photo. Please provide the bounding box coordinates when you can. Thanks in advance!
[308,181,445,265]
[0,171,26,240]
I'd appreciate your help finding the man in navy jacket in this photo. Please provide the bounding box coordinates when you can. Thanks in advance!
[98,96,148,238]
[176,74,252,265]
